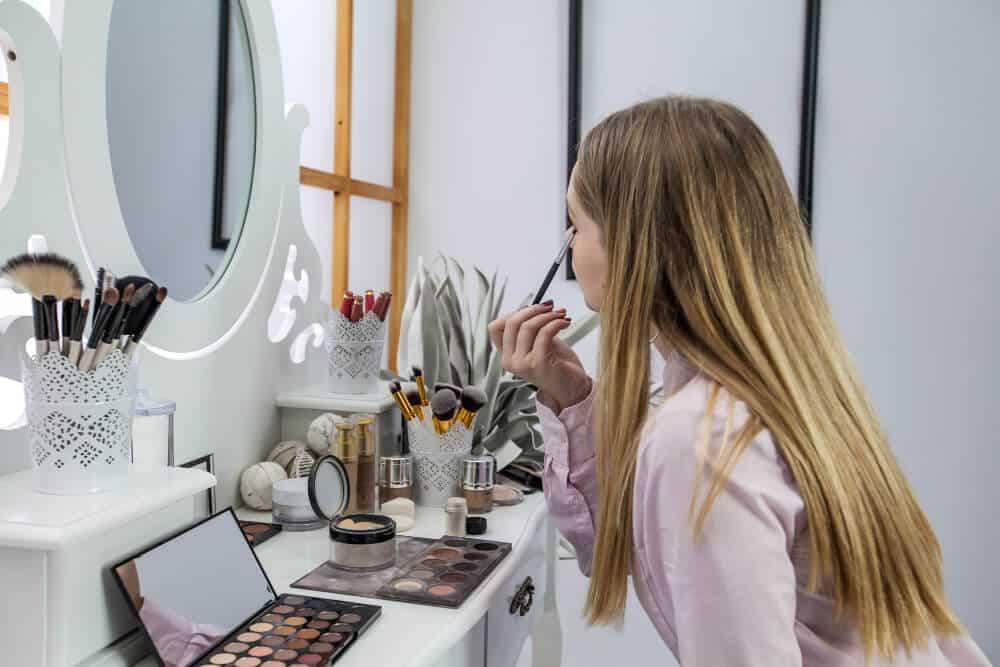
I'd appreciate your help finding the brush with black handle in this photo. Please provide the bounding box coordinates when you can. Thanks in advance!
[1,252,82,357]
[124,286,167,358]
[92,284,133,369]
[79,288,119,372]
[67,299,90,366]
[116,283,154,348]
[529,227,576,306]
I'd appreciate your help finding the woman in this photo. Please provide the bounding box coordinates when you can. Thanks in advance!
[489,97,989,665]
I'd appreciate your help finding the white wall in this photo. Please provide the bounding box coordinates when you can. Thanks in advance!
[812,1,999,659]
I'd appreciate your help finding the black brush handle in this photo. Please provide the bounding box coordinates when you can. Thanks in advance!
[531,262,560,305]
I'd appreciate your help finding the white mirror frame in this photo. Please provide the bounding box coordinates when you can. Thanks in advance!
[61,0,285,358]
[0,0,329,502]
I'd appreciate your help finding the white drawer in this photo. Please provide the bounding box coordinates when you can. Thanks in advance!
[485,516,547,667]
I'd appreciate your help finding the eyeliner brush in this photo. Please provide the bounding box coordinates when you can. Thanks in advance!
[93,284,133,368]
[80,287,119,371]
[530,227,576,306]
[68,299,90,366]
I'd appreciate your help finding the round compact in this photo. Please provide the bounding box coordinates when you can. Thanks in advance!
[271,478,324,531]
[309,456,396,570]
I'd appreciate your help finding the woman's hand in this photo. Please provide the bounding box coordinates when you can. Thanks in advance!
[489,301,591,413]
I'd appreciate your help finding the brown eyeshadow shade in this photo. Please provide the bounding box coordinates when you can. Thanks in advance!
[317,611,339,621]
[283,596,306,605]
[429,548,462,560]
[249,623,273,633]
[261,614,284,624]
[309,642,334,654]
[273,649,298,661]
[441,572,468,583]
[260,636,285,648]
[298,655,323,665]
[238,633,262,643]
[260,662,286,667]
[474,542,498,551]
[453,562,478,572]
[421,558,446,567]
[443,539,468,548]
[410,569,435,580]
[243,524,270,534]
[428,584,457,596]
[286,638,310,650]
[248,646,274,658]
[338,613,362,624]
[224,642,249,654]
[464,553,488,561]
[307,620,329,630]
[319,633,344,643]
[330,623,355,633]
[296,629,320,640]
[285,616,308,626]
[210,655,236,665]
[274,626,296,636]
[235,658,261,667]
[296,608,317,617]
[272,605,295,614]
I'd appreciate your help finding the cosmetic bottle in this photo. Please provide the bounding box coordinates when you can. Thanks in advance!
[332,421,358,512]
[354,415,376,512]
[378,455,413,502]
[445,497,468,537]
[462,456,495,514]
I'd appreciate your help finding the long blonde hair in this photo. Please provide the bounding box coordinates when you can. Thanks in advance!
[573,97,964,658]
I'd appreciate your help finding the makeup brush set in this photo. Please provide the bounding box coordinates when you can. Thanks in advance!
[0,253,166,372]
[326,288,393,394]
[389,368,489,507]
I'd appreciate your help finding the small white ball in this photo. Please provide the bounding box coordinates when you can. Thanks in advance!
[267,440,307,470]
[240,462,287,510]
[306,412,343,455]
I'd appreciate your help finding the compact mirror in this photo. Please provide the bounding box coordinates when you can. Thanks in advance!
[112,511,274,667]
[106,0,256,302]
[308,455,350,521]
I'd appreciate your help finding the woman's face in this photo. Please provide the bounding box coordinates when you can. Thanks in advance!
[567,168,608,312]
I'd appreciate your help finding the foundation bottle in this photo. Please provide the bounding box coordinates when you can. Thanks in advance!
[354,415,376,512]
[462,455,495,514]
[332,421,358,513]
[378,455,413,502]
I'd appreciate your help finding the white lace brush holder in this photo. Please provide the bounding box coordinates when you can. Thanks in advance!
[325,310,387,394]
[21,346,139,495]
[407,419,474,507]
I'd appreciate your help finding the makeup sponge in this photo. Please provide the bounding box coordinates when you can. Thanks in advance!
[307,412,343,455]
[240,462,288,510]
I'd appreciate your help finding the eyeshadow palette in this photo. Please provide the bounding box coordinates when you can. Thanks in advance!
[376,537,511,608]
[193,594,379,667]
[240,520,282,548]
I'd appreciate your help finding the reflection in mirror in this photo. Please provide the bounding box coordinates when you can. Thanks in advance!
[113,512,273,667]
[107,0,256,302]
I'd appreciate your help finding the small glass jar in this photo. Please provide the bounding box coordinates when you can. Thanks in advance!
[378,455,413,502]
[462,455,495,514]
[445,497,468,537]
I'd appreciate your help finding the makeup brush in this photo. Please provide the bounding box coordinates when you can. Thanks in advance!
[404,388,426,422]
[412,366,428,406]
[80,287,119,371]
[116,283,153,346]
[124,286,167,357]
[454,386,487,428]
[68,299,90,366]
[61,292,79,355]
[530,227,576,305]
[430,390,459,435]
[0,252,83,301]
[92,284,133,368]
[389,380,416,421]
[43,295,60,353]
[433,383,462,400]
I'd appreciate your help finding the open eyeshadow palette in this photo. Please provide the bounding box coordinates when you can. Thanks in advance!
[376,537,511,608]
[239,520,282,548]
[111,509,380,667]
[195,594,379,666]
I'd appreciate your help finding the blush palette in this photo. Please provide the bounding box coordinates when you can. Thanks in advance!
[376,537,511,608]
[193,594,378,667]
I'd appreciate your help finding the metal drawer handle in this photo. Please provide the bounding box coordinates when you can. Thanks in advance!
[509,576,535,616]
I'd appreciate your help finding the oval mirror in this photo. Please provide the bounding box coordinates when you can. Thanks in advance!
[105,0,256,302]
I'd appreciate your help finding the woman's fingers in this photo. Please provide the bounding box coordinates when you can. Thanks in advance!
[514,309,567,360]
[501,302,553,363]
[531,316,572,360]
